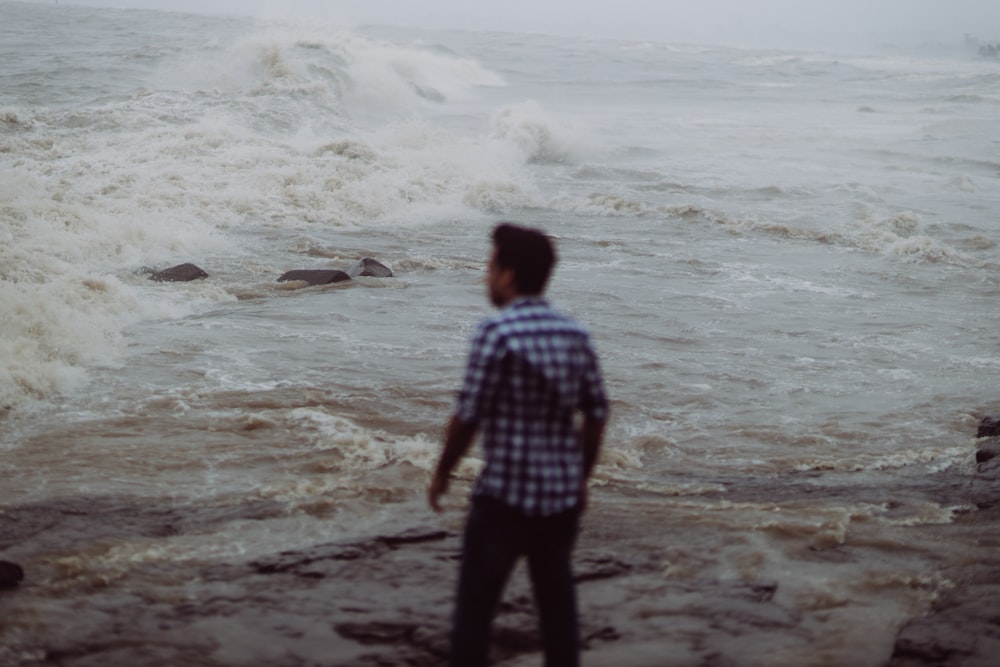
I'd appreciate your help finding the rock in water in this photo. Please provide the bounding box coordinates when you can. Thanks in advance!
[277,269,351,286]
[977,416,1000,438]
[347,258,393,278]
[0,560,24,588]
[148,263,209,282]
[976,444,1000,464]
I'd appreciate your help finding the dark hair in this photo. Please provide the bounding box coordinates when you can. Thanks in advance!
[492,222,557,295]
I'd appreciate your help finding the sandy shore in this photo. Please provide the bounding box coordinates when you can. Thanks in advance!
[1,446,998,667]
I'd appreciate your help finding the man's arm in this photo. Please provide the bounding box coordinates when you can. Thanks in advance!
[582,417,605,479]
[579,417,606,512]
[428,415,477,512]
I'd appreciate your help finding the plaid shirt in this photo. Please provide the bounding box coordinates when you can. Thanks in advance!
[455,297,609,516]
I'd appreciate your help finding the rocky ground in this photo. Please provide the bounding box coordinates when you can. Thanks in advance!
[887,438,1000,667]
[2,439,999,666]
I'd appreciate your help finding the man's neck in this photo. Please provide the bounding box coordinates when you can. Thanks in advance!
[502,294,544,308]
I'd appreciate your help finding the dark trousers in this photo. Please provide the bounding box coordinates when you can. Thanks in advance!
[449,496,581,667]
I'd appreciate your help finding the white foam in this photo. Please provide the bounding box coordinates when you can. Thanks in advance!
[285,407,439,472]
[0,163,233,407]
[490,101,602,164]
[149,21,506,123]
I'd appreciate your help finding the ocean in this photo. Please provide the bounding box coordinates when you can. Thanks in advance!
[2,1,999,665]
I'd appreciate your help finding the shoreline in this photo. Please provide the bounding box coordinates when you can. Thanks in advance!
[1,451,997,666]
[887,444,1000,667]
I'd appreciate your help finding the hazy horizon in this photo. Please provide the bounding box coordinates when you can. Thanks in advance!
[18,0,1000,49]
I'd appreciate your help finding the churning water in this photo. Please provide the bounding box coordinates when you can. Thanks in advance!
[2,2,1000,664]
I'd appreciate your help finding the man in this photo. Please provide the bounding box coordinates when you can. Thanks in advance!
[428,222,609,667]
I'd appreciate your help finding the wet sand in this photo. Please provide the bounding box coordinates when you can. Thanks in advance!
[2,444,998,667]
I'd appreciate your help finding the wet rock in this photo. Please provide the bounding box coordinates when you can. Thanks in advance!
[334,620,449,665]
[574,555,633,583]
[379,529,449,548]
[335,620,421,645]
[251,543,370,576]
[147,263,209,282]
[250,529,450,578]
[969,455,1000,510]
[975,443,1000,485]
[735,581,778,603]
[277,269,351,286]
[889,629,972,666]
[347,257,393,278]
[583,626,621,645]
[492,624,540,654]
[889,580,1000,666]
[976,443,1000,464]
[977,416,1000,438]
[0,560,24,588]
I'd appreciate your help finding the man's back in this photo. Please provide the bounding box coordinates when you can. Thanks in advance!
[456,297,607,516]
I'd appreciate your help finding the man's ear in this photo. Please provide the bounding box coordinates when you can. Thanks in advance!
[499,265,516,286]
[498,266,517,295]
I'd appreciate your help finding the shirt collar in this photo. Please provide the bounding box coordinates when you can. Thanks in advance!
[505,295,547,310]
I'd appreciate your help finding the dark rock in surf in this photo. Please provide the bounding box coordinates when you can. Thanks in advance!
[0,560,24,589]
[277,269,351,286]
[976,415,1000,438]
[148,263,209,282]
[974,417,1000,470]
[888,568,1000,667]
[347,257,393,278]
[976,444,1000,466]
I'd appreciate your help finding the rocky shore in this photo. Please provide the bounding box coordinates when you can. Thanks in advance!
[887,430,1000,667]
[1,423,998,666]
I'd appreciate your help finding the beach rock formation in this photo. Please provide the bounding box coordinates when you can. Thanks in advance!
[277,269,351,286]
[347,257,393,278]
[147,263,209,282]
[0,560,24,588]
[889,550,1000,667]
[887,422,1000,666]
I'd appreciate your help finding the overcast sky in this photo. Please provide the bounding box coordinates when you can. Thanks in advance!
[34,0,1000,48]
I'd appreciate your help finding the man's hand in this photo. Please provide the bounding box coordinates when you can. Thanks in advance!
[428,416,477,513]
[579,417,605,514]
[428,471,449,512]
